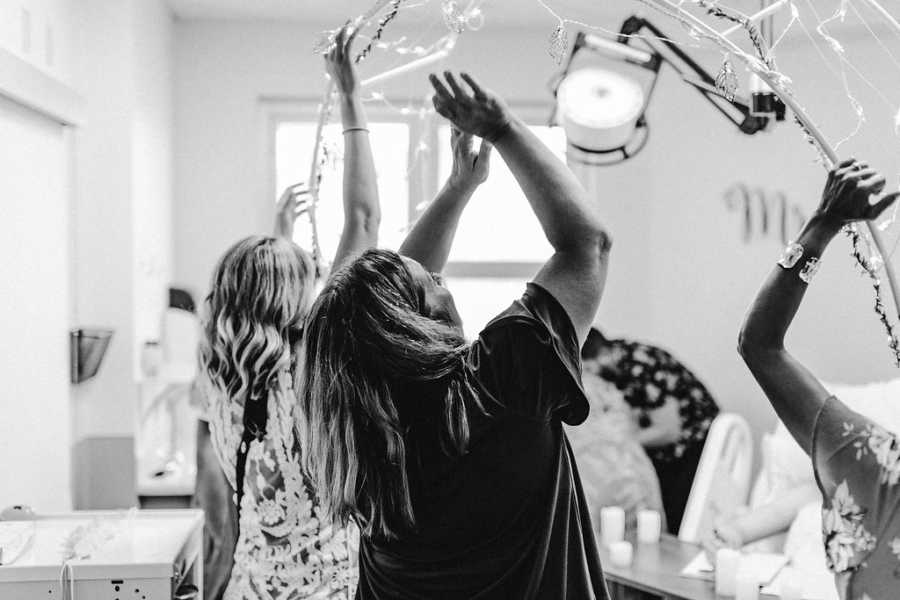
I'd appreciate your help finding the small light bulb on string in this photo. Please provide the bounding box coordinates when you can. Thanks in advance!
[466,7,485,31]
[442,0,466,33]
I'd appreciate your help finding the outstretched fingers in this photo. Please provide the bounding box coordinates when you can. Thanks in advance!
[460,72,486,99]
[869,191,900,220]
[444,72,470,102]
[345,21,360,48]
[333,25,347,63]
[429,74,455,104]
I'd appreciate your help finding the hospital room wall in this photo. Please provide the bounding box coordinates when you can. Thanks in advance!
[174,18,900,472]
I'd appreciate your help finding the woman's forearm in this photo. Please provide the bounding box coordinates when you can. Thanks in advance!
[399,180,475,273]
[734,482,820,544]
[493,118,607,252]
[739,215,840,355]
[738,214,840,452]
[333,94,381,268]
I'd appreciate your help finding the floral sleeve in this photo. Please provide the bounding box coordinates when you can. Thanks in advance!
[812,395,900,592]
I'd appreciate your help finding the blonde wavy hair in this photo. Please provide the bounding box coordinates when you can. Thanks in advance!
[199,236,316,405]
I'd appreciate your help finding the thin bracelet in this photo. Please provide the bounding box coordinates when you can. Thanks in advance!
[343,127,370,134]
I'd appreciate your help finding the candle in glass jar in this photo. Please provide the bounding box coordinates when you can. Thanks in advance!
[600,506,625,547]
[734,564,759,600]
[714,548,741,596]
[636,509,661,544]
[609,540,633,567]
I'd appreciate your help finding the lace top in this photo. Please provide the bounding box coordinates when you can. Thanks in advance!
[204,371,358,599]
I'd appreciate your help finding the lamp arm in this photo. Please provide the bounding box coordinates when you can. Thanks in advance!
[619,16,770,134]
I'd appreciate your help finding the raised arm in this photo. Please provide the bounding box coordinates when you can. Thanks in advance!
[429,71,610,344]
[738,159,897,453]
[327,25,381,271]
[399,127,491,273]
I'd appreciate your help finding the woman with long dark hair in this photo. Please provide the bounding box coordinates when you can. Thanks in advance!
[197,26,379,599]
[298,71,612,599]
[740,158,899,598]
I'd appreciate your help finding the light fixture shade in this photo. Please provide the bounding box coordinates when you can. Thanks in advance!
[557,68,645,153]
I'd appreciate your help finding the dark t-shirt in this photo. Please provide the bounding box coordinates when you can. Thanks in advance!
[356,283,609,600]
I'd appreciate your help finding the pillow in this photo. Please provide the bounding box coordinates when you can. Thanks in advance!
[822,379,900,435]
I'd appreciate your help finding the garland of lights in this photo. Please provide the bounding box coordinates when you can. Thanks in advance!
[304,0,900,364]
[305,0,484,274]
[846,223,900,366]
[637,0,900,364]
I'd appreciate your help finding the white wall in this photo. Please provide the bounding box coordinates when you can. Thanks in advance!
[173,17,900,456]
[0,94,72,511]
[70,0,137,447]
[132,0,174,361]
[0,0,72,82]
[0,0,174,509]
[67,0,175,508]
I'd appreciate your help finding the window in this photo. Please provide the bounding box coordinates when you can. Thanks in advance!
[274,120,411,258]
[436,124,566,264]
[269,102,564,336]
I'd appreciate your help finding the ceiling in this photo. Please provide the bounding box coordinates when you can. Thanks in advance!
[164,1,865,35]
[166,0,646,26]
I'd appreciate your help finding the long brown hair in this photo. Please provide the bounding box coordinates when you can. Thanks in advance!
[199,236,315,407]
[297,248,478,539]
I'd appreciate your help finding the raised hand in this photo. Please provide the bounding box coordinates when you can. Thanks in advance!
[817,158,899,228]
[324,23,360,97]
[448,127,492,190]
[274,183,310,239]
[429,71,512,142]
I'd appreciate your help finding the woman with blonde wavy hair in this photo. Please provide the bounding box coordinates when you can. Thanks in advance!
[198,26,378,599]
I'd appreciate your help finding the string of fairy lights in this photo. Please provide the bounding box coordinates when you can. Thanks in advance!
[307,0,900,363]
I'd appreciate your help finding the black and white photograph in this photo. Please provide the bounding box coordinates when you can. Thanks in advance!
[1,1,900,599]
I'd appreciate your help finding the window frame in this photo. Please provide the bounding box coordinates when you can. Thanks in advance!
[261,97,556,279]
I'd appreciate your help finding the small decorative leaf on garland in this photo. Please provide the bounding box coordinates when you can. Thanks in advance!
[846,223,900,367]
[355,0,405,63]
[715,55,738,102]
[697,0,776,70]
[549,23,568,65]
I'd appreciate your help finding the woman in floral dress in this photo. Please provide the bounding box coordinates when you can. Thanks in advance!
[197,25,375,599]
[739,158,900,599]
